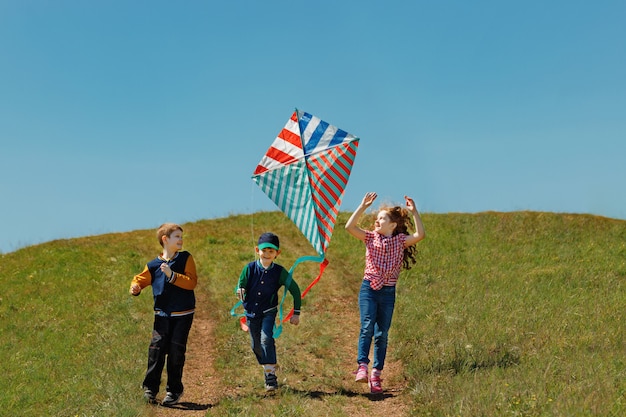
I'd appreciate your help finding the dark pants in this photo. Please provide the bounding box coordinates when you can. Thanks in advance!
[142,313,194,394]
[247,312,277,365]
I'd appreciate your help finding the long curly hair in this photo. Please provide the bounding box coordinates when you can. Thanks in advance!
[380,205,417,270]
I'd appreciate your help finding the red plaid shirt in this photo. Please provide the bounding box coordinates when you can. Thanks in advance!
[363,230,407,290]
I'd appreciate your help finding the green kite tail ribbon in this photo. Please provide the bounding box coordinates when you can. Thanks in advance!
[230,255,329,338]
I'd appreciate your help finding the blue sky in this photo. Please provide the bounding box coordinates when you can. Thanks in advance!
[1,0,625,253]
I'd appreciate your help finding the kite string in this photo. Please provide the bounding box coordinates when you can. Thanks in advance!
[228,181,259,333]
[250,179,257,258]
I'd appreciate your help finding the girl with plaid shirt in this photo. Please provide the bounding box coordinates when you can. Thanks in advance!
[345,192,425,394]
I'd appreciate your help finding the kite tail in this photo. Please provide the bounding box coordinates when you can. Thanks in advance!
[274,255,328,338]
[281,256,329,323]
[229,298,249,331]
[230,255,329,338]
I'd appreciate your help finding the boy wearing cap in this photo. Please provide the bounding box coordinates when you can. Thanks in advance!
[236,232,302,391]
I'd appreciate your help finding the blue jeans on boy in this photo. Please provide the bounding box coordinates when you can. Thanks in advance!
[357,280,396,370]
[247,311,277,364]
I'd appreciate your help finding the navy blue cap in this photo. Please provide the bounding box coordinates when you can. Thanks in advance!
[258,232,280,250]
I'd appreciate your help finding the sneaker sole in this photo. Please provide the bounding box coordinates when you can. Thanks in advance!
[369,380,383,394]
[161,394,182,406]
[143,392,157,404]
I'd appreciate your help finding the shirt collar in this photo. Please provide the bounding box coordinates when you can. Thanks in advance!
[159,252,179,262]
[256,259,275,270]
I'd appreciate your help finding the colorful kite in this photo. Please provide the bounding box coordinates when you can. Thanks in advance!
[232,109,360,335]
[252,109,360,256]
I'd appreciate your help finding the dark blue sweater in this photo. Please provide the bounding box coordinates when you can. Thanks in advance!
[238,260,301,318]
[145,251,196,317]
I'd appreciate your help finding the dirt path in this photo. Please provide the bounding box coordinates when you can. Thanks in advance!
[150,290,218,416]
[148,287,411,416]
[326,297,411,416]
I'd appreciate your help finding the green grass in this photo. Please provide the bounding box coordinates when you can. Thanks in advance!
[1,211,625,416]
[396,212,626,416]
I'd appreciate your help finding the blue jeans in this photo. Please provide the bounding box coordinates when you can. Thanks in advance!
[247,312,277,365]
[357,280,396,370]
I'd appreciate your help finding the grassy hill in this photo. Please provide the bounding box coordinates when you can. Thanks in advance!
[1,211,625,416]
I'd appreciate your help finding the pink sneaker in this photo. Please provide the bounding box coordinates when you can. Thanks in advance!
[369,374,383,394]
[354,363,368,383]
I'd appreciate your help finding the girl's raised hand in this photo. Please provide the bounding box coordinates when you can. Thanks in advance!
[362,192,377,207]
[405,195,416,211]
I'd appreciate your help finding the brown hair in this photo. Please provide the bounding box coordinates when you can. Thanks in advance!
[380,206,417,270]
[156,223,183,247]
